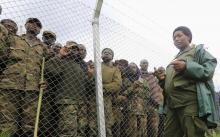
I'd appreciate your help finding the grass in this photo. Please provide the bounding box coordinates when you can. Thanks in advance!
[210,131,220,137]
[214,134,220,137]
[0,133,9,137]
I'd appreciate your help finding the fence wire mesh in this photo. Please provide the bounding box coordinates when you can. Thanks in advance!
[0,0,165,137]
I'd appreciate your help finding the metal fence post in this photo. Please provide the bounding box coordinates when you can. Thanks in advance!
[92,0,106,137]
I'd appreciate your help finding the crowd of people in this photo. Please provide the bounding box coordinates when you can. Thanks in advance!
[0,17,163,137]
[0,12,218,137]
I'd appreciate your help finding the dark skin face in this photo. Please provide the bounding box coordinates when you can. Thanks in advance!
[1,21,17,35]
[128,63,138,75]
[173,30,190,51]
[59,46,79,59]
[42,34,56,46]
[52,45,61,54]
[116,63,126,72]
[25,21,41,36]
[78,44,87,59]
[171,30,190,72]
[101,49,113,63]
[140,61,148,71]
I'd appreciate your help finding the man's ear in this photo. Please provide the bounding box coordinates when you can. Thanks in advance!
[25,23,28,30]
[0,5,2,15]
[187,36,191,43]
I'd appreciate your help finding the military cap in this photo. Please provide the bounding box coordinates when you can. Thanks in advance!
[43,30,56,39]
[65,40,78,49]
[0,19,18,32]
[54,42,62,47]
[25,18,42,29]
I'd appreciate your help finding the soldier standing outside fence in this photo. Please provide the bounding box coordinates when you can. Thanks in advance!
[158,26,218,137]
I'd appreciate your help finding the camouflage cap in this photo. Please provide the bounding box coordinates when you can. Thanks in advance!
[54,42,62,47]
[43,30,56,39]
[65,40,78,49]
[0,19,18,32]
[26,17,42,29]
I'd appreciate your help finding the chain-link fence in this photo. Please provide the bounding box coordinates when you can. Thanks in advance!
[0,0,165,137]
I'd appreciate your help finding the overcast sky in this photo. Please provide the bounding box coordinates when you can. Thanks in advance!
[1,0,220,90]
[94,0,220,90]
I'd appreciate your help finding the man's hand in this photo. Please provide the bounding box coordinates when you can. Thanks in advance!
[88,65,95,79]
[154,67,166,80]
[39,81,47,90]
[133,80,142,89]
[116,95,127,102]
[170,59,186,72]
[58,47,70,58]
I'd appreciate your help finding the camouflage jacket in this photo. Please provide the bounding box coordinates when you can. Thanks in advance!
[45,56,86,104]
[0,34,48,91]
[124,78,150,115]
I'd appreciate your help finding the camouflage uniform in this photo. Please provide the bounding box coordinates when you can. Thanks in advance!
[39,30,58,136]
[1,19,18,35]
[113,76,132,137]
[88,63,122,137]
[124,77,159,137]
[45,50,87,137]
[51,43,62,55]
[0,21,47,136]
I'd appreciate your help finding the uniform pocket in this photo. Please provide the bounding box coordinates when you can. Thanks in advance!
[193,116,208,132]
[9,47,26,60]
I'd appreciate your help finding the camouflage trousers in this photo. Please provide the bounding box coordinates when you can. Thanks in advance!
[0,89,38,137]
[39,91,60,137]
[123,106,159,137]
[158,114,165,137]
[112,105,127,137]
[57,102,88,137]
[88,96,114,137]
[147,106,159,137]
[125,112,147,137]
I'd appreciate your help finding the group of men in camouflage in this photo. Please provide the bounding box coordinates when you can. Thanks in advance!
[0,17,164,137]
